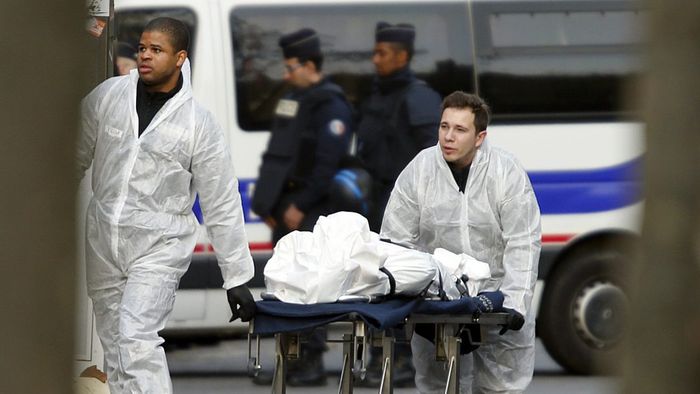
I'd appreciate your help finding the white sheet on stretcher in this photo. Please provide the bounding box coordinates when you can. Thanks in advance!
[263,212,490,304]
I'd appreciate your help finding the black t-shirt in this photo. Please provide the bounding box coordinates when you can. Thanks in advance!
[136,73,183,136]
[448,162,470,193]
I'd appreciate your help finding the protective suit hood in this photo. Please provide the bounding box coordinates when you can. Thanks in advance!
[128,58,193,138]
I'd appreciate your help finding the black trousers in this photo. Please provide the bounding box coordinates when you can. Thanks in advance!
[367,181,393,233]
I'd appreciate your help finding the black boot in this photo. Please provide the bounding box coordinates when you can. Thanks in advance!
[358,343,416,388]
[392,344,416,388]
[286,349,327,387]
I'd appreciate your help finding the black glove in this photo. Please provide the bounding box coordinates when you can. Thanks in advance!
[499,307,525,335]
[226,285,256,322]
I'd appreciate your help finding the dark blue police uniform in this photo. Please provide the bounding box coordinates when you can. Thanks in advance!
[252,78,353,243]
[357,66,441,231]
[250,27,355,388]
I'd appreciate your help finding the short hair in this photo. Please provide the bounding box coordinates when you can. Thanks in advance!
[441,91,491,133]
[143,17,190,53]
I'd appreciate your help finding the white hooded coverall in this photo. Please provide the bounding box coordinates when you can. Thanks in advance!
[76,60,254,393]
[381,141,541,394]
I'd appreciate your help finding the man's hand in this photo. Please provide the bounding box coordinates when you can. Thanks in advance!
[226,285,256,322]
[283,203,305,230]
[499,307,525,335]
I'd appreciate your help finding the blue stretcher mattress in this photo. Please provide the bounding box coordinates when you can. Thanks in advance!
[252,292,504,335]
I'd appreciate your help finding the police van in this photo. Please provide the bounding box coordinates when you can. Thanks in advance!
[107,0,645,374]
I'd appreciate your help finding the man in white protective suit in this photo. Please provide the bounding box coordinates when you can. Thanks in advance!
[381,91,541,393]
[76,17,256,393]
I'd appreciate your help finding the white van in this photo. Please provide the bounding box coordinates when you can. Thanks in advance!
[109,0,645,374]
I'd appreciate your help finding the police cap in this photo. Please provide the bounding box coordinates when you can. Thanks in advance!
[375,21,415,46]
[278,28,321,59]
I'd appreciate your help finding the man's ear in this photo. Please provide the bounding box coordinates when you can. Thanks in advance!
[397,49,409,66]
[475,130,487,148]
[176,50,187,67]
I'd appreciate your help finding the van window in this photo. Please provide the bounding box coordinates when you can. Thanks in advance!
[230,2,474,131]
[115,8,197,75]
[471,1,645,121]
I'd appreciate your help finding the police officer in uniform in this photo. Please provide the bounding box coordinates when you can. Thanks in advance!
[251,28,353,386]
[356,21,442,387]
[357,21,442,232]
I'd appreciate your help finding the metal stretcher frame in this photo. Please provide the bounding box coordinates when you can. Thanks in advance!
[247,311,511,394]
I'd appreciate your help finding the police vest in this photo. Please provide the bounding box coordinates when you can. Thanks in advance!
[357,79,429,184]
[251,82,347,218]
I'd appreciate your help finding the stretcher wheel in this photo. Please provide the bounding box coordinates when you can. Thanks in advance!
[247,358,261,377]
[353,359,365,380]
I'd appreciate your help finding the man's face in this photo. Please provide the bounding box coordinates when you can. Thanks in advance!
[372,42,407,77]
[137,30,186,92]
[282,57,314,89]
[438,107,486,169]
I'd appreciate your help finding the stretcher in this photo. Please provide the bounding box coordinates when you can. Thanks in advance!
[247,293,515,394]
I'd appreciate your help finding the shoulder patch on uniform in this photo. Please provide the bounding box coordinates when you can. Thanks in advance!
[328,119,346,136]
[275,99,299,118]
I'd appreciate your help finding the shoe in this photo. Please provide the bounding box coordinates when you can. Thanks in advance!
[286,350,327,386]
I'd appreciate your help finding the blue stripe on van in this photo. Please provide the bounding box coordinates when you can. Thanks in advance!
[529,157,643,214]
[192,178,262,225]
[192,195,203,223]
[192,157,644,223]
[238,178,261,223]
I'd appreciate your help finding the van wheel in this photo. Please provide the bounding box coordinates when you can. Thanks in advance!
[538,245,629,374]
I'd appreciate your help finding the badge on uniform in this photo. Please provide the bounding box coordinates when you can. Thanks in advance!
[275,99,299,118]
[328,119,346,137]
